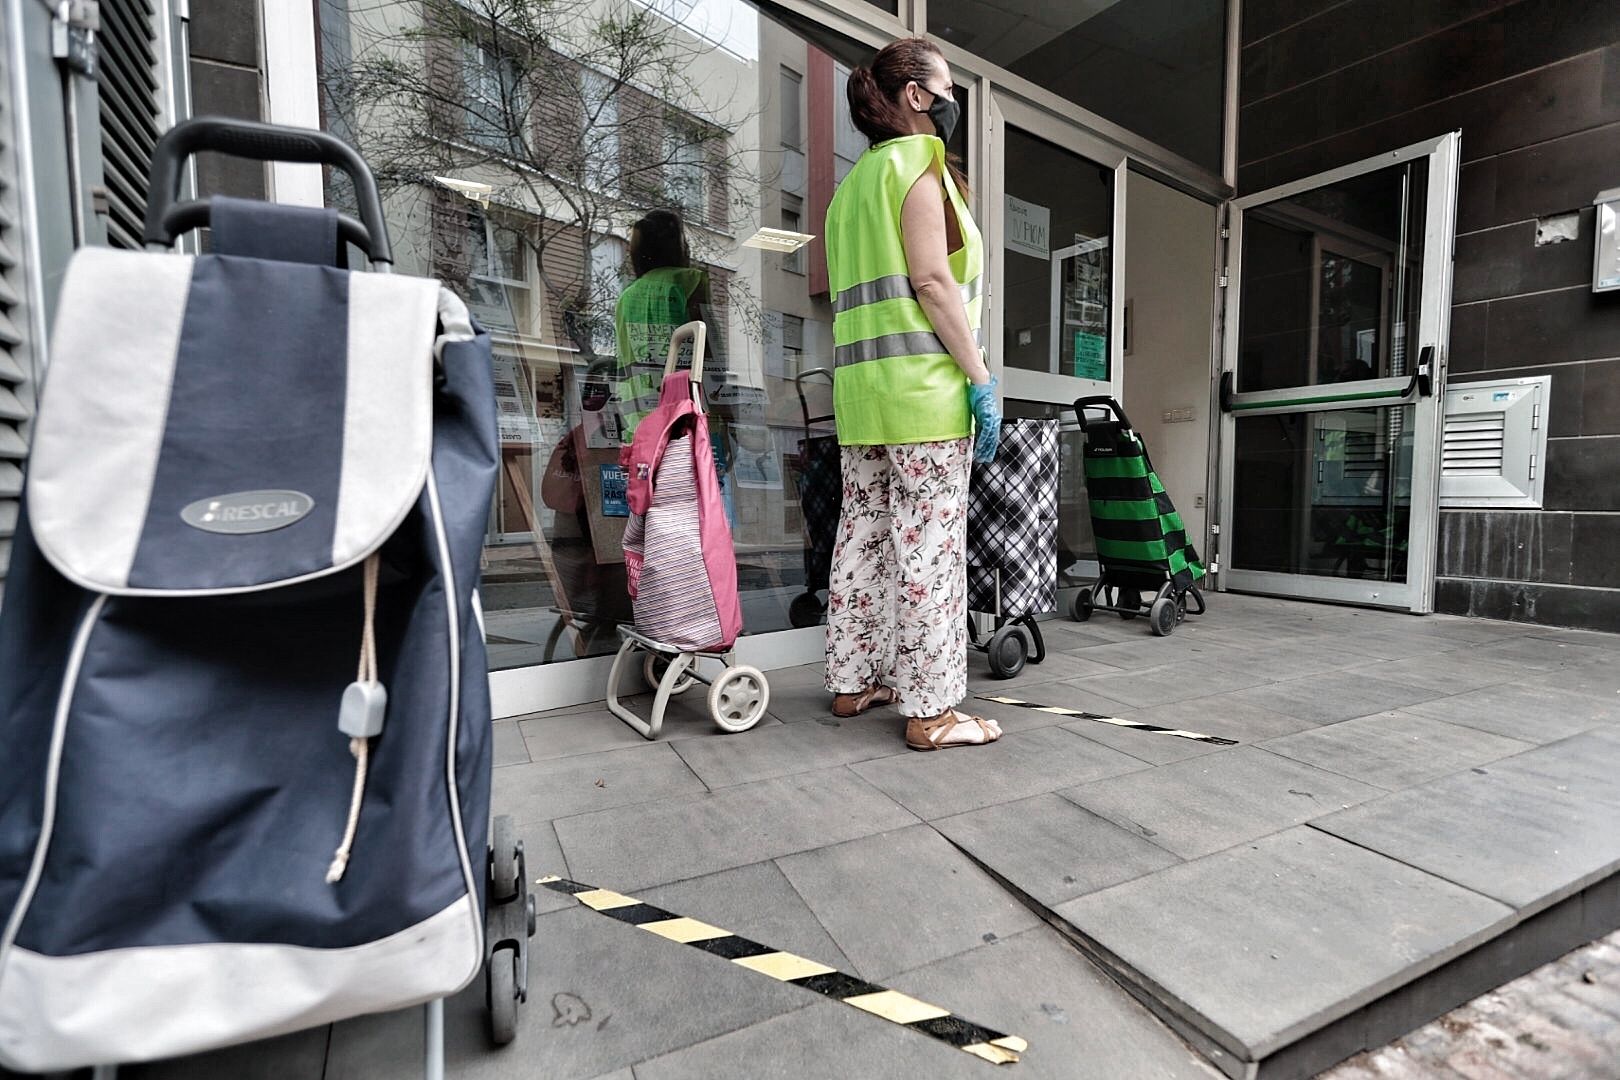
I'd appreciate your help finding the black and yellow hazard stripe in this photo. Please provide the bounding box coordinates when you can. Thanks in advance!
[977,695,1238,746]
[538,876,1027,1065]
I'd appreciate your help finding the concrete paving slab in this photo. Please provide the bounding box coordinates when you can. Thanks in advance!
[1341,654,1525,696]
[1056,635,1233,672]
[1511,661,1620,704]
[775,824,1040,981]
[634,860,855,974]
[120,1025,329,1079]
[518,708,674,761]
[889,925,1221,1080]
[1061,746,1385,859]
[1225,670,1446,725]
[1314,732,1620,912]
[554,766,917,893]
[324,906,808,1080]
[849,725,1147,821]
[1404,682,1619,743]
[750,662,839,723]
[966,648,1128,690]
[492,741,707,828]
[1059,693,1318,765]
[513,818,578,915]
[1062,658,1273,709]
[1054,827,1513,1060]
[671,713,904,789]
[1261,712,1534,791]
[637,925,1219,1080]
[1466,636,1615,672]
[934,793,1182,907]
[1213,640,1383,682]
[633,1000,980,1080]
[492,719,531,766]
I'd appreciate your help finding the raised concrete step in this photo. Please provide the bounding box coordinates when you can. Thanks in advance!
[949,728,1620,1079]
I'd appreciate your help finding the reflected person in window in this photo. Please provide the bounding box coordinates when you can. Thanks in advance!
[612,209,708,441]
[822,37,1003,751]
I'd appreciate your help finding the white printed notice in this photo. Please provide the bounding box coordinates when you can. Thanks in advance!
[1005,195,1051,260]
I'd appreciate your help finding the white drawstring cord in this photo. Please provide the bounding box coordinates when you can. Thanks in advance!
[327,553,380,884]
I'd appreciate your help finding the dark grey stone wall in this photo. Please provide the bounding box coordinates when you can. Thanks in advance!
[1240,0,1620,630]
[188,0,267,200]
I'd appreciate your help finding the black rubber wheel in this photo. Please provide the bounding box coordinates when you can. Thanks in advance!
[788,591,825,628]
[490,815,518,904]
[1149,596,1176,637]
[987,626,1027,679]
[1072,588,1095,622]
[487,949,518,1045]
[1117,587,1141,620]
[643,653,696,695]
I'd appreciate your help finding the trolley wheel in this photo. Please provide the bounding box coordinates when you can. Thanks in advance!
[644,653,696,695]
[1117,587,1142,620]
[788,591,825,628]
[986,626,1028,679]
[1072,588,1095,623]
[489,815,519,904]
[709,666,770,732]
[1149,596,1177,637]
[487,948,518,1045]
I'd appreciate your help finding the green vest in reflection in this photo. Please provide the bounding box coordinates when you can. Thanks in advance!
[613,265,705,440]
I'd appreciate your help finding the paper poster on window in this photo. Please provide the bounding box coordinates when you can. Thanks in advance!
[731,425,783,490]
[1073,331,1107,381]
[492,356,541,447]
[599,464,629,516]
[1005,195,1050,260]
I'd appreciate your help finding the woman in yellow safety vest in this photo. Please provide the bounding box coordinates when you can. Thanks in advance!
[823,37,1003,751]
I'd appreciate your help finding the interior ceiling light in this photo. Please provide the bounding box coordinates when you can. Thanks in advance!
[434,176,495,204]
[742,227,815,253]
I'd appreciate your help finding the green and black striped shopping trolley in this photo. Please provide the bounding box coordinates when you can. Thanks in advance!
[1070,396,1206,636]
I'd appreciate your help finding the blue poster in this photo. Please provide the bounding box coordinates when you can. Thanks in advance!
[599,464,629,517]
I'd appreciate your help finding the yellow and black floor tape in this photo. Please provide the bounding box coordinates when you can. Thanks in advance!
[976,695,1239,745]
[538,875,1027,1065]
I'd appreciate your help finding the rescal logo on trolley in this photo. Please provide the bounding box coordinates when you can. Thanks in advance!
[180,489,315,534]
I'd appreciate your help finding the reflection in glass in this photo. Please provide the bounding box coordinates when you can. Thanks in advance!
[1237,160,1428,393]
[928,0,1225,170]
[1002,128,1112,380]
[1232,406,1414,582]
[320,0,887,669]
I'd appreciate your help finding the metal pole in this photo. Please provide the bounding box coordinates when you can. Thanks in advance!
[423,998,445,1080]
[91,1066,118,1080]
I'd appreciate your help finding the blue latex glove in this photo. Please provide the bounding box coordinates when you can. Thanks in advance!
[968,377,1001,465]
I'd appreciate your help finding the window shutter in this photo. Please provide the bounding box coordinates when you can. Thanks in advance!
[97,0,164,250]
[0,47,36,591]
[1439,377,1549,509]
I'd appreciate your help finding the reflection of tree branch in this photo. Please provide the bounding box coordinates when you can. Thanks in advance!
[323,0,766,324]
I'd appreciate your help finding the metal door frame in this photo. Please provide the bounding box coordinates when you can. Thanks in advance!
[1214,132,1461,612]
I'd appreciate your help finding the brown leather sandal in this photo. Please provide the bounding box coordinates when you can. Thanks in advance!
[905,710,1002,752]
[831,684,898,718]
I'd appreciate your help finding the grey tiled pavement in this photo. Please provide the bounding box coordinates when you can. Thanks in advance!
[78,595,1620,1079]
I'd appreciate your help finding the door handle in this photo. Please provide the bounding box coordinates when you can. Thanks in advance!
[1404,346,1435,398]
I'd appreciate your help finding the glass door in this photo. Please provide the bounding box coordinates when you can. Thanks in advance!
[988,92,1127,587]
[1216,133,1460,611]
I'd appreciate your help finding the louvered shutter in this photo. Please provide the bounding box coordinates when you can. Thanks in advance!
[0,52,36,591]
[97,0,164,249]
[1440,377,1549,509]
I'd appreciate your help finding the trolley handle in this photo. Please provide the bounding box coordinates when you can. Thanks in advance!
[1073,395,1133,432]
[143,117,393,266]
[795,365,835,428]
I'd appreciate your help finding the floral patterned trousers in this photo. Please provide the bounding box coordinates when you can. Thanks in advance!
[824,439,971,718]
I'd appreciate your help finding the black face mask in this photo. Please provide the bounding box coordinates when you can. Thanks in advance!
[918,87,960,143]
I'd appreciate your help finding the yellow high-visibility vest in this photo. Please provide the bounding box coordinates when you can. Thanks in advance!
[824,134,983,445]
